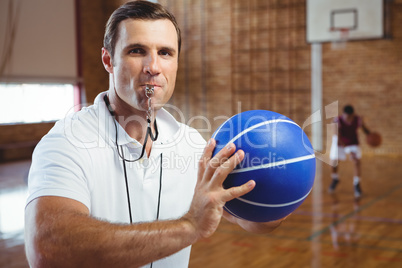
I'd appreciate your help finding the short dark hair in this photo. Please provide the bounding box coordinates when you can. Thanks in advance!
[103,0,181,59]
[343,105,354,115]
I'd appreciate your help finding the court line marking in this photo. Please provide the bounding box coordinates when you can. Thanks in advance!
[306,182,402,241]
[294,210,402,225]
[217,183,402,253]
[217,225,402,253]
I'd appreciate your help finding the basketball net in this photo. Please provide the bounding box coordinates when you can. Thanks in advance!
[330,28,350,50]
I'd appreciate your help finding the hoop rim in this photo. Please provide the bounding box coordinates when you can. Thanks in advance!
[329,27,351,33]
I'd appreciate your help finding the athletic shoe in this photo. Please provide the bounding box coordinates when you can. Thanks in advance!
[354,183,362,198]
[328,179,339,193]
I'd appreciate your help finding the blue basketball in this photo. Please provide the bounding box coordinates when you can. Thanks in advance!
[212,110,316,222]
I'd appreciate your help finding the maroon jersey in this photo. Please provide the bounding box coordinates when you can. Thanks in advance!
[335,115,362,146]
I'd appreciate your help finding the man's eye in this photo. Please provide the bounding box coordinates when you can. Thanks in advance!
[159,50,172,57]
[129,48,144,54]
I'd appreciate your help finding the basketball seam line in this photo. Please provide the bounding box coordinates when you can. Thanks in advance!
[211,113,237,140]
[231,153,316,174]
[236,188,313,208]
[227,119,300,145]
[224,206,248,221]
[212,118,299,141]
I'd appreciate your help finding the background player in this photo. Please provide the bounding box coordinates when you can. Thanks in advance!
[329,105,371,198]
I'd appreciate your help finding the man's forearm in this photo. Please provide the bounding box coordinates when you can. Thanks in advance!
[79,216,195,267]
[25,198,196,268]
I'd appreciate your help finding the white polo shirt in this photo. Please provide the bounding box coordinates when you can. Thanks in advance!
[27,92,206,268]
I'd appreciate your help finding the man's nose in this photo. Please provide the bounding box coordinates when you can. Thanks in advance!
[143,53,161,76]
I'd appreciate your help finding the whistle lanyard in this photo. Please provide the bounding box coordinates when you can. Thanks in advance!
[103,87,161,225]
[103,90,159,162]
[103,88,163,268]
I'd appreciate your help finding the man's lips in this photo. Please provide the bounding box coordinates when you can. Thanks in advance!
[143,84,161,88]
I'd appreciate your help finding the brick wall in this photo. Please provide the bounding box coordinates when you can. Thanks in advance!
[164,0,402,155]
[79,0,120,104]
[0,123,54,162]
[163,0,312,138]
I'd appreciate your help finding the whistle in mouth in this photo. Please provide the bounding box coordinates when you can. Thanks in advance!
[145,84,154,97]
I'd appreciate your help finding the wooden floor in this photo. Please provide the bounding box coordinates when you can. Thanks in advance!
[1,155,401,267]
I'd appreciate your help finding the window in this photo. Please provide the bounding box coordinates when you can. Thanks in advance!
[0,185,27,235]
[0,83,76,124]
[0,0,80,125]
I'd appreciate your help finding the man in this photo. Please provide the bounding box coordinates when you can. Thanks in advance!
[329,105,370,198]
[25,1,283,267]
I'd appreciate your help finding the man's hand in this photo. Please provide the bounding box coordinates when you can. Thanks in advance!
[184,139,256,240]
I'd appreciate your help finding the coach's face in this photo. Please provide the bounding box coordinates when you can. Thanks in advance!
[102,18,178,113]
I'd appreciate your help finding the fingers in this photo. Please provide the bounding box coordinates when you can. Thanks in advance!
[198,139,252,201]
[197,139,216,180]
[210,147,244,186]
[222,180,255,202]
[215,148,256,202]
[203,142,238,184]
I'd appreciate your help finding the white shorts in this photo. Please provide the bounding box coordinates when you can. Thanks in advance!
[329,135,362,161]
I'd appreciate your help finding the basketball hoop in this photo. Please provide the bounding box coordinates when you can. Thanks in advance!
[330,27,350,50]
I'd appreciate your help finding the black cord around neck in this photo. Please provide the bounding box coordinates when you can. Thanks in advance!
[103,94,158,163]
[156,153,163,220]
[120,148,133,224]
[104,94,163,267]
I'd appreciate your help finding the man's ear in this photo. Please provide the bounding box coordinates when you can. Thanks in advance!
[101,47,114,74]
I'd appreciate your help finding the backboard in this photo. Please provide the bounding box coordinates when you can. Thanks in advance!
[306,0,384,43]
